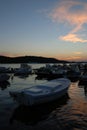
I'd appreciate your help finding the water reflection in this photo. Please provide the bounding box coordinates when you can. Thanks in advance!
[35,75,49,80]
[14,74,29,79]
[0,81,10,90]
[10,94,69,125]
[35,75,80,82]
[35,75,59,81]
[78,81,87,96]
[79,80,87,85]
[83,85,87,96]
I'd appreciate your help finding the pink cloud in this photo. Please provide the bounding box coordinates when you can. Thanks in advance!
[59,33,87,43]
[50,0,87,43]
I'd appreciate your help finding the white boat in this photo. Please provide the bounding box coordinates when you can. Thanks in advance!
[14,63,32,75]
[9,78,71,106]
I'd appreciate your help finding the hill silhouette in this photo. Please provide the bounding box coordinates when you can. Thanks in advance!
[0,55,68,63]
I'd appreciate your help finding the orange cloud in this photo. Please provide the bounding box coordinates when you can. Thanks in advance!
[59,33,87,43]
[73,51,82,55]
[50,0,87,43]
[65,56,82,60]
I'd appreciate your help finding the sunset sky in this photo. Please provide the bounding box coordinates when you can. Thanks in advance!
[0,0,87,61]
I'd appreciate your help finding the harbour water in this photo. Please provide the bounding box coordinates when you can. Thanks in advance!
[0,64,87,130]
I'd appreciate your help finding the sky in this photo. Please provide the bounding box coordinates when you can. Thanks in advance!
[0,0,87,61]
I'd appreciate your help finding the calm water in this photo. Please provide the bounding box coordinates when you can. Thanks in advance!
[0,64,87,130]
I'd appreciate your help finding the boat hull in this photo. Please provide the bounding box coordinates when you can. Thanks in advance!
[9,78,71,106]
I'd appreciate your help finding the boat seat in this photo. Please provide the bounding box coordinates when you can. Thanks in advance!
[24,87,43,94]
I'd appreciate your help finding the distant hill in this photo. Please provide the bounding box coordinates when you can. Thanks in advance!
[0,55,68,63]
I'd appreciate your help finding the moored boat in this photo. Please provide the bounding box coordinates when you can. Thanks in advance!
[9,78,71,106]
[14,63,32,75]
